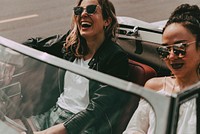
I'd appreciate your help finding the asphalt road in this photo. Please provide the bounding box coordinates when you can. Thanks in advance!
[1,0,200,42]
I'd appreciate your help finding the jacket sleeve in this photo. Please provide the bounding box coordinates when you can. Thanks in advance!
[123,99,152,134]
[22,34,68,58]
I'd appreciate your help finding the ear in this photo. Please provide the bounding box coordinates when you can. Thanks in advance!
[104,17,112,27]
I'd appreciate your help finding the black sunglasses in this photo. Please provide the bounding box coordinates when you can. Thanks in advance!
[157,41,196,60]
[73,5,98,16]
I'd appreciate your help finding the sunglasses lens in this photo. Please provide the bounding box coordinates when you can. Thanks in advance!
[173,44,186,57]
[157,47,169,59]
[73,5,97,16]
[157,43,187,59]
[86,5,97,14]
[74,7,83,15]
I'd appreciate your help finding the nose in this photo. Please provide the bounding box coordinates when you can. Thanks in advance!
[168,48,177,59]
[81,9,88,17]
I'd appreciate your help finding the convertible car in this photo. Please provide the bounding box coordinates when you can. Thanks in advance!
[0,16,199,134]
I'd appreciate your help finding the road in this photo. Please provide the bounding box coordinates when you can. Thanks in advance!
[1,0,200,42]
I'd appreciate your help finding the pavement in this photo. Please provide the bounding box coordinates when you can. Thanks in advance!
[0,0,200,42]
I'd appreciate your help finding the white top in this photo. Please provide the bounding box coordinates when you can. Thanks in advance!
[123,79,197,134]
[57,58,90,114]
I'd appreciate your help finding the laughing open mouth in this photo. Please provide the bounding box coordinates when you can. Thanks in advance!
[171,63,184,69]
[81,22,92,28]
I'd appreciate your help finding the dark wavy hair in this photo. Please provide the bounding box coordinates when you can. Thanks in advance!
[163,4,200,77]
[64,0,118,58]
[163,4,200,49]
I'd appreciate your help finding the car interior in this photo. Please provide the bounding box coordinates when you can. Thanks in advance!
[0,17,190,134]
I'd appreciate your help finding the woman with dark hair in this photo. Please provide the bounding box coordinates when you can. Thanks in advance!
[22,0,130,134]
[123,4,200,134]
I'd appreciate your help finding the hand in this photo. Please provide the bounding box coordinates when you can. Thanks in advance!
[33,131,46,134]
[40,123,67,134]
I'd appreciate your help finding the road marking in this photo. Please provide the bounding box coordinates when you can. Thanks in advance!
[0,14,39,24]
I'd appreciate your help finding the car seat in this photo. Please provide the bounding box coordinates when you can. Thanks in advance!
[113,59,157,134]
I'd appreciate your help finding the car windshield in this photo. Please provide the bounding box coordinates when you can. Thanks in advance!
[1,36,200,134]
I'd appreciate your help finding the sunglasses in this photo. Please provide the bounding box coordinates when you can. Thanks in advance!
[73,5,98,16]
[157,41,196,60]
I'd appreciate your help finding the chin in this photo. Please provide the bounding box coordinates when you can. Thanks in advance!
[80,32,93,38]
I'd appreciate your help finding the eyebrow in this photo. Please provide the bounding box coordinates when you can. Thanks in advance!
[161,40,187,46]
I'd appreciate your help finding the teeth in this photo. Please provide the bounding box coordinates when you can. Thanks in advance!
[81,22,92,27]
[81,22,91,25]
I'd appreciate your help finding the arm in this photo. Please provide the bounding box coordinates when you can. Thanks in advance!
[144,77,163,91]
[123,77,163,134]
[123,99,152,134]
[32,41,129,133]
[63,47,130,133]
[33,123,66,134]
[22,34,68,58]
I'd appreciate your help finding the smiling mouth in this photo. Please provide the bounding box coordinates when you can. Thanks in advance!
[171,63,184,69]
[81,22,92,28]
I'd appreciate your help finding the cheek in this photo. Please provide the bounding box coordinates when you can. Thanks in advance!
[94,15,104,26]
[198,50,200,61]
[75,17,80,28]
[184,52,200,69]
[186,49,200,60]
[195,52,200,65]
[93,22,104,33]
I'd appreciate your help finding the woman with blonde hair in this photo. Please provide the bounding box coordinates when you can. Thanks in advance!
[22,0,130,133]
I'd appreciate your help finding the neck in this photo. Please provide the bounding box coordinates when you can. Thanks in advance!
[175,76,199,90]
[84,35,105,60]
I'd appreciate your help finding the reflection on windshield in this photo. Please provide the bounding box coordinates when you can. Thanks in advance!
[0,43,142,134]
[0,44,53,133]
[1,37,198,134]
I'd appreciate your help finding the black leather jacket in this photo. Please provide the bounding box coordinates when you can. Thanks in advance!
[23,34,130,134]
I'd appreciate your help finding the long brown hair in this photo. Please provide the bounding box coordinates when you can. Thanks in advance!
[64,0,118,58]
